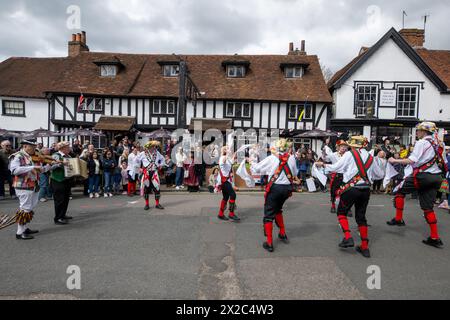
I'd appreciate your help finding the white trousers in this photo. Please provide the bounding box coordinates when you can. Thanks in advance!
[16,189,39,212]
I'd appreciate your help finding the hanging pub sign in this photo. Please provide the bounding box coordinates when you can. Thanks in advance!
[380,89,397,107]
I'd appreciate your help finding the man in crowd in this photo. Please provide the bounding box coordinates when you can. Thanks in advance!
[51,142,73,225]
[0,140,16,200]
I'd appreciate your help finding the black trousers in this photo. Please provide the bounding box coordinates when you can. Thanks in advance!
[221,181,236,202]
[51,180,71,222]
[372,179,382,191]
[264,184,293,223]
[337,187,370,226]
[395,173,442,211]
[330,173,343,203]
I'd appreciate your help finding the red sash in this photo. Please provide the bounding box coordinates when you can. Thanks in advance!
[337,149,373,196]
[412,138,445,189]
[264,153,294,202]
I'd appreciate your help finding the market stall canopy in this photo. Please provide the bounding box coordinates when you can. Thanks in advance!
[188,118,233,131]
[22,128,56,139]
[138,128,172,139]
[94,116,135,131]
[294,129,338,138]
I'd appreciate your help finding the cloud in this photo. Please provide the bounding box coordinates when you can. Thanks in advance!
[0,0,449,73]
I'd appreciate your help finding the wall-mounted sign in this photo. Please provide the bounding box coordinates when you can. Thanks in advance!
[380,89,397,107]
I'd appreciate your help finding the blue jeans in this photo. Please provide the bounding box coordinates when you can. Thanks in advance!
[38,173,53,199]
[113,173,122,193]
[89,175,100,194]
[175,167,184,186]
[104,172,113,193]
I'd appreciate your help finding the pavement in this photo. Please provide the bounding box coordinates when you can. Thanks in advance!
[0,190,449,300]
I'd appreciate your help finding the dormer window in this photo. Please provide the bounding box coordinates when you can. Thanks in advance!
[163,65,180,77]
[285,66,303,78]
[100,65,117,77]
[280,62,309,79]
[227,65,245,78]
[94,55,124,78]
[222,59,250,78]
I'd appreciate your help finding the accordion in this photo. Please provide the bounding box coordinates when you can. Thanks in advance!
[64,158,88,179]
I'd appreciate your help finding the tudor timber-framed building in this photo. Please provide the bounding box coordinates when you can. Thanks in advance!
[0,32,332,148]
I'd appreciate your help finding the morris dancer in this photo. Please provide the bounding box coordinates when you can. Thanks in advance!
[138,141,165,211]
[324,140,349,214]
[216,146,240,222]
[317,136,374,258]
[387,122,445,248]
[251,139,298,252]
[9,140,53,240]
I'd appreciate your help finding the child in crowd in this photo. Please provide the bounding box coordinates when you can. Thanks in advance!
[208,168,219,193]
[121,161,129,195]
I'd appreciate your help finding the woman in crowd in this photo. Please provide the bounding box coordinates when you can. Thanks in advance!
[164,154,176,187]
[184,152,200,192]
[175,147,186,190]
[296,152,310,187]
[87,151,102,198]
[102,150,116,198]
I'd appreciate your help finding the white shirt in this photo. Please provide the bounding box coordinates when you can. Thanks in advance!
[322,145,333,162]
[137,150,164,169]
[325,148,374,185]
[371,156,387,181]
[251,154,298,185]
[219,156,234,180]
[126,153,140,175]
[407,138,441,174]
[176,152,186,167]
[326,151,345,167]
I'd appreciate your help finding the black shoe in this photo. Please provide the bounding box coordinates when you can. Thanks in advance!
[386,218,406,226]
[356,246,371,258]
[228,215,241,222]
[330,207,336,214]
[263,242,274,252]
[63,216,73,220]
[422,237,444,248]
[155,204,164,210]
[218,215,229,221]
[24,228,39,235]
[144,205,150,211]
[278,234,290,244]
[55,219,68,225]
[339,237,355,248]
[16,233,34,240]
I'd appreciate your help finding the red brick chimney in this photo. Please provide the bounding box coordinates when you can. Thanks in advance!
[68,31,89,57]
[399,28,425,48]
[299,40,306,55]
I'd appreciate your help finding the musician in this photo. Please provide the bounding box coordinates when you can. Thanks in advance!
[137,141,165,211]
[216,146,240,222]
[323,140,349,214]
[9,140,52,240]
[251,139,298,252]
[317,136,374,258]
[50,141,73,225]
[387,122,445,248]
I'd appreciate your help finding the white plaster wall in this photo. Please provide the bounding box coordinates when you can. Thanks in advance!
[0,97,48,131]
[334,38,448,122]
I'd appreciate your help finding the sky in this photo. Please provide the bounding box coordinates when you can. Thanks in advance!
[0,0,449,73]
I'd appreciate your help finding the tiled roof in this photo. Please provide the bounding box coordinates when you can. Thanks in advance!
[0,51,332,103]
[416,49,450,89]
